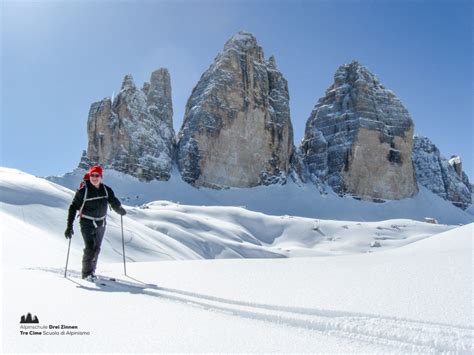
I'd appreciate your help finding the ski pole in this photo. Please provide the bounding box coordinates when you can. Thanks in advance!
[121,215,127,276]
[64,237,72,278]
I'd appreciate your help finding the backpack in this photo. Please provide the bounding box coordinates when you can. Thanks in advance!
[77,173,110,227]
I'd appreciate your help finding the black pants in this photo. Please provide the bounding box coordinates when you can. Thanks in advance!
[80,220,106,278]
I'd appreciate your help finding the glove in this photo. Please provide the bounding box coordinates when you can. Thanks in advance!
[64,226,73,239]
[117,206,127,216]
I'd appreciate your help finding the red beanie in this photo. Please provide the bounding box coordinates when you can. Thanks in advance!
[88,165,103,178]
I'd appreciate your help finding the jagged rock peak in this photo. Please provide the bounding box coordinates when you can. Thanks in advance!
[150,68,170,84]
[121,74,136,91]
[224,31,258,51]
[412,136,471,209]
[80,68,175,181]
[267,55,277,70]
[141,82,150,96]
[301,61,417,200]
[148,69,171,104]
[221,31,265,62]
[147,68,173,131]
[334,60,382,87]
[177,31,294,188]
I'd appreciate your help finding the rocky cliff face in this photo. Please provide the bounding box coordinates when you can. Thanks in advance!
[75,40,471,213]
[412,136,471,209]
[301,60,418,200]
[80,69,175,181]
[177,32,294,188]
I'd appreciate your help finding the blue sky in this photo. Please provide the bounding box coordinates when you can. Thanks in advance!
[1,0,472,178]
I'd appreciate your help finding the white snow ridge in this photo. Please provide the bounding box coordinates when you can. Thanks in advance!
[1,167,473,353]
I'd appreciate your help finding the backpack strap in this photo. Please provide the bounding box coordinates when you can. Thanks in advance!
[78,181,88,219]
[78,182,111,222]
[103,184,109,199]
[80,214,106,228]
[103,184,111,211]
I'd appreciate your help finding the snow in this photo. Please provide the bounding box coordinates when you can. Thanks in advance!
[47,166,473,225]
[449,155,462,165]
[1,167,473,352]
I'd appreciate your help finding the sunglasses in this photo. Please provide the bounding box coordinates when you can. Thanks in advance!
[90,173,101,178]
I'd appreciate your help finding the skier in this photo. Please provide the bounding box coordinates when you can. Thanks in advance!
[64,165,126,281]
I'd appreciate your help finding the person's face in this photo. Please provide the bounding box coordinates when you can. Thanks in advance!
[90,173,101,185]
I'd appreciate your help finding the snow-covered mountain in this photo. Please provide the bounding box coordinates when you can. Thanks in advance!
[413,135,472,209]
[177,31,293,188]
[76,31,472,212]
[81,69,175,181]
[1,166,472,352]
[301,60,418,201]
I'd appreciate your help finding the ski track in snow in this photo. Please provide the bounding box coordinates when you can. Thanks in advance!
[34,267,474,353]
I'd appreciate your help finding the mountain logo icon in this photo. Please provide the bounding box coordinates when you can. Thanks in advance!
[20,312,39,323]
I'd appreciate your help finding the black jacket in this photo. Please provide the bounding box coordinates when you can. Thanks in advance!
[67,181,122,227]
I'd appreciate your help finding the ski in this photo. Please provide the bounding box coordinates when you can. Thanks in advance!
[95,276,154,290]
[97,275,116,282]
[78,275,109,286]
[77,278,107,287]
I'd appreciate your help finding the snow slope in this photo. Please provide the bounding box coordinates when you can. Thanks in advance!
[2,224,473,352]
[1,167,473,352]
[47,166,474,225]
[0,167,457,265]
